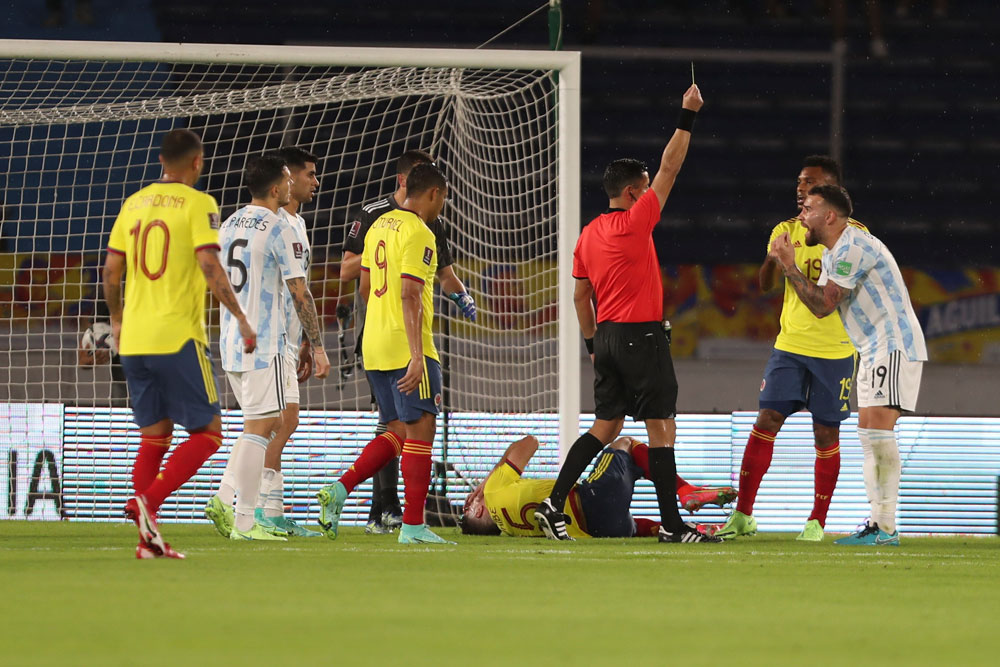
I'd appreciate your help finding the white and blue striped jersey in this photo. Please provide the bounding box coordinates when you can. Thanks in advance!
[279,208,311,358]
[218,204,306,372]
[819,225,927,366]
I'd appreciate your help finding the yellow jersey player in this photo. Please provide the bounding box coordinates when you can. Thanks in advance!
[317,163,454,545]
[717,155,868,543]
[103,129,256,559]
[460,436,736,539]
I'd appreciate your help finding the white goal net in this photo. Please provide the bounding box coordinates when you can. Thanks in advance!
[0,41,579,521]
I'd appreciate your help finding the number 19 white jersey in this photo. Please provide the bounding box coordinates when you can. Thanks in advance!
[219,204,306,372]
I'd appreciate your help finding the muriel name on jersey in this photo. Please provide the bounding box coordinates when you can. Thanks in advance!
[222,215,269,231]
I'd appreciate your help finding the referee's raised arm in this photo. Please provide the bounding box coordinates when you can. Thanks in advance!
[648,84,703,213]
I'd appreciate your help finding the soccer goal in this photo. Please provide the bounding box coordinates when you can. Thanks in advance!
[0,39,579,521]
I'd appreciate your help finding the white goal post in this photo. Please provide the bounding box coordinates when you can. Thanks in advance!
[0,39,581,455]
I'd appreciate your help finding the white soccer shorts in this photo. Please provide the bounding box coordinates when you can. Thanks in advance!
[226,355,287,418]
[856,350,923,412]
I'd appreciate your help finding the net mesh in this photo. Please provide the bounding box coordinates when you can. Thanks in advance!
[0,57,561,419]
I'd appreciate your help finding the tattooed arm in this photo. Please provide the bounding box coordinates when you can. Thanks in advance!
[768,232,850,318]
[782,268,851,318]
[196,248,256,352]
[285,277,331,379]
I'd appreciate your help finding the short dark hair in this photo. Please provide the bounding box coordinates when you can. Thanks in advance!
[802,155,843,185]
[404,162,447,197]
[397,149,435,176]
[160,129,203,164]
[244,154,288,199]
[272,146,318,171]
[808,184,853,217]
[459,512,502,536]
[602,158,647,198]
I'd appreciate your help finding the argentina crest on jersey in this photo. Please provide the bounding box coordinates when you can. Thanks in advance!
[825,226,927,365]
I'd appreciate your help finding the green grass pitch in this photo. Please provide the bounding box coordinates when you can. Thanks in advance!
[1,521,998,666]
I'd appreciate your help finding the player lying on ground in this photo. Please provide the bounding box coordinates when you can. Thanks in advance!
[460,435,736,538]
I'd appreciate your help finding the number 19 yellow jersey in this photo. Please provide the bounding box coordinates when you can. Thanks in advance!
[768,216,868,359]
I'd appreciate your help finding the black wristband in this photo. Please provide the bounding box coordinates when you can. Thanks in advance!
[584,337,594,354]
[677,108,697,132]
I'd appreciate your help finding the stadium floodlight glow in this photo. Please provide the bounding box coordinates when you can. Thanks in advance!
[0,39,581,454]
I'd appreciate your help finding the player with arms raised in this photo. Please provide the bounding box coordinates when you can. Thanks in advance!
[341,149,475,534]
[317,162,453,545]
[103,129,256,559]
[205,154,330,541]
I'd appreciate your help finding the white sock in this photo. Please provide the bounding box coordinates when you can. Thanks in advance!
[857,428,880,526]
[257,468,275,511]
[218,438,243,505]
[869,428,901,534]
[234,433,269,532]
[265,471,284,518]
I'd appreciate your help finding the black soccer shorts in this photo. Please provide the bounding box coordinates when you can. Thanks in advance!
[592,321,678,421]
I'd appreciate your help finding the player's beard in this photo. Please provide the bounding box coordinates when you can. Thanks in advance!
[804,226,820,246]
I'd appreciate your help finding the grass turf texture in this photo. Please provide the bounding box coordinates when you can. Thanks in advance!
[1,522,998,666]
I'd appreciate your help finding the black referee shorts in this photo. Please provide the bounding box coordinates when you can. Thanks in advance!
[593,321,677,421]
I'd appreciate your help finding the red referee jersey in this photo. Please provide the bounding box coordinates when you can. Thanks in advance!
[572,188,663,323]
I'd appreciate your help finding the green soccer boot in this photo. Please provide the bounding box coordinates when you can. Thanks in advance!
[714,510,758,540]
[796,519,824,542]
[398,523,456,545]
[229,523,288,541]
[205,495,234,538]
[317,482,348,540]
[268,514,323,538]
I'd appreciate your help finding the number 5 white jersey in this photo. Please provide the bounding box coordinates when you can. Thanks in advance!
[219,204,306,372]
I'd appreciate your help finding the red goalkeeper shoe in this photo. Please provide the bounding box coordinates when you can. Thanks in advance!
[680,486,738,513]
[136,540,186,560]
[124,495,167,556]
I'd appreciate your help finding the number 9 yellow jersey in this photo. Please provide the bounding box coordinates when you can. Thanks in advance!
[360,209,439,371]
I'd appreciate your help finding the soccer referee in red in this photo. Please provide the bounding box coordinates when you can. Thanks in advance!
[534,83,719,543]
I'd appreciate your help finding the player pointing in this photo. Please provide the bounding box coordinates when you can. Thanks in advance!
[103,129,256,559]
[317,162,453,545]
[769,184,926,546]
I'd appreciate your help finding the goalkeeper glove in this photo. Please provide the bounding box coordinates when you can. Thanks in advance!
[447,292,477,321]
